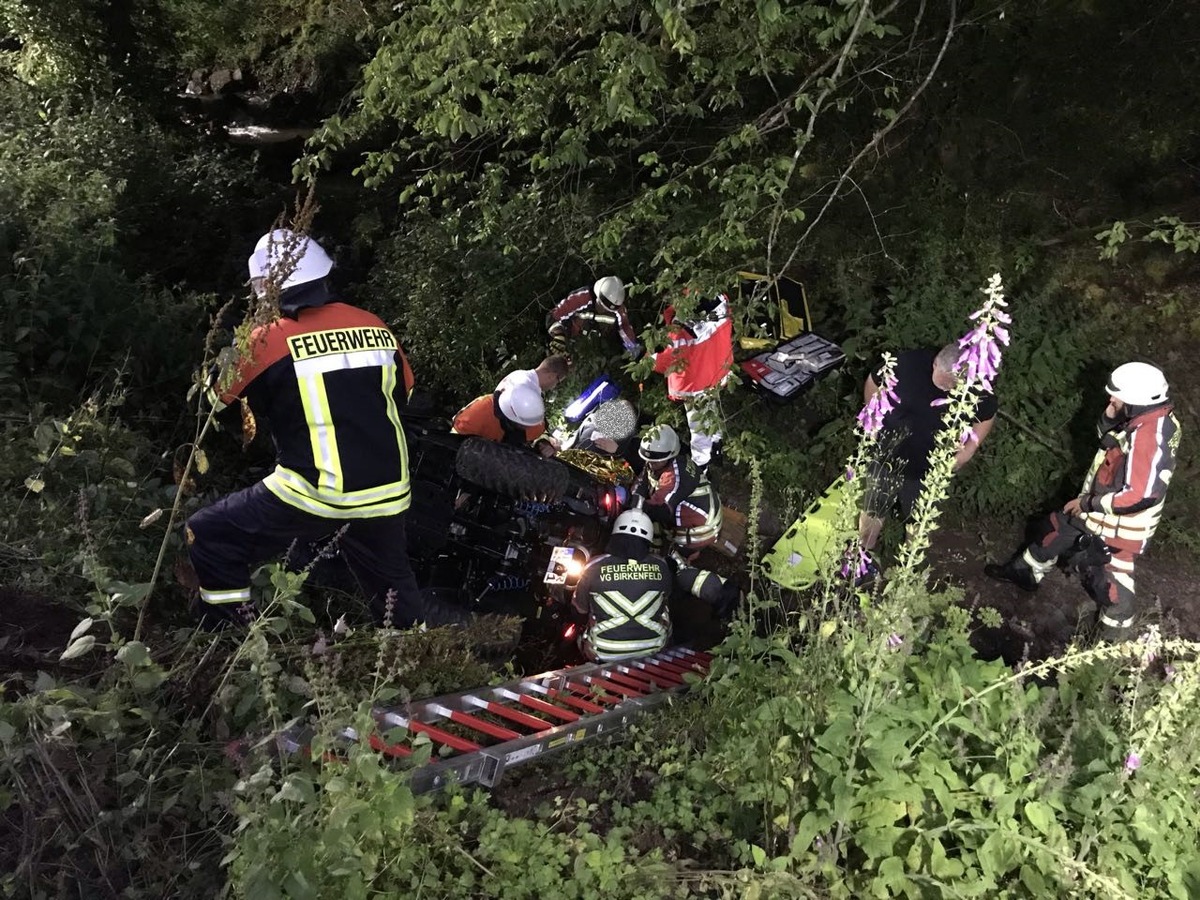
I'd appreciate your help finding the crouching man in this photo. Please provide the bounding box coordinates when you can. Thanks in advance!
[187,228,465,630]
[572,508,672,661]
[571,508,742,663]
[452,355,570,457]
[634,424,723,554]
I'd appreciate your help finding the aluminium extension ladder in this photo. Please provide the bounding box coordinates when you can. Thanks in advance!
[278,646,713,794]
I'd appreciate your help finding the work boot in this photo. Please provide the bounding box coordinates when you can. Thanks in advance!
[191,595,259,632]
[984,559,1039,593]
[1095,621,1135,644]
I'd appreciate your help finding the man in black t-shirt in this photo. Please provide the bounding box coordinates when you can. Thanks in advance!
[859,344,998,550]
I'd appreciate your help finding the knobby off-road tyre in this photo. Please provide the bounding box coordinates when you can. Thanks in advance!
[454,438,571,502]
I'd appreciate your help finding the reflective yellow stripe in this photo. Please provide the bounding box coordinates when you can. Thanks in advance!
[671,502,723,546]
[200,587,251,605]
[381,362,410,485]
[593,635,666,654]
[264,469,411,518]
[297,373,342,491]
[268,467,410,505]
[314,373,343,491]
[590,590,668,655]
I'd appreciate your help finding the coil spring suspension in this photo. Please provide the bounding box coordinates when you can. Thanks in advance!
[512,500,553,518]
[486,575,530,593]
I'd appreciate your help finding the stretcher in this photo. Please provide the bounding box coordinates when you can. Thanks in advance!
[760,478,849,589]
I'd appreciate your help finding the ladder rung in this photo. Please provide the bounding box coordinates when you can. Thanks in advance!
[479,700,555,732]
[545,688,605,714]
[609,666,657,688]
[368,734,411,758]
[599,670,653,693]
[562,680,622,705]
[629,661,684,686]
[650,658,700,677]
[409,720,481,752]
[447,710,521,741]
[668,648,713,670]
[517,694,581,722]
[584,675,643,698]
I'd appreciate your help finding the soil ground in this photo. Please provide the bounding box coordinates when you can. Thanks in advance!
[927,524,1200,663]
[706,459,1200,663]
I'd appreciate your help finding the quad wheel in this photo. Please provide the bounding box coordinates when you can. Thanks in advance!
[454,438,571,502]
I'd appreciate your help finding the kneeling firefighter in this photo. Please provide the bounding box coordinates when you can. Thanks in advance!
[633,424,723,553]
[571,508,740,662]
[572,509,673,661]
[451,355,571,457]
[186,228,467,629]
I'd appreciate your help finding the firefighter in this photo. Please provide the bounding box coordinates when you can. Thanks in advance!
[547,276,643,359]
[651,293,734,469]
[633,424,724,554]
[572,508,672,661]
[571,508,741,662]
[186,229,466,630]
[985,362,1180,642]
[859,344,997,552]
[451,355,570,456]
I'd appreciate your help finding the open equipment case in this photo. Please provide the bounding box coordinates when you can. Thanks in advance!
[736,271,845,401]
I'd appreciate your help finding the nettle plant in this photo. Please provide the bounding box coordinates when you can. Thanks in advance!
[695,273,1200,898]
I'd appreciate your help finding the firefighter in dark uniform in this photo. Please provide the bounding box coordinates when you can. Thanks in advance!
[186,228,465,629]
[986,362,1180,642]
[572,508,672,661]
[571,507,742,662]
[547,276,643,358]
[634,424,723,553]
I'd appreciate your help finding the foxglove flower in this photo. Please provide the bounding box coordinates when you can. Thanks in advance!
[886,633,904,649]
[840,545,872,579]
[956,273,1010,392]
[857,354,900,437]
[1124,752,1141,772]
[1134,624,1161,669]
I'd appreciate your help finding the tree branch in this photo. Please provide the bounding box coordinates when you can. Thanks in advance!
[780,0,959,272]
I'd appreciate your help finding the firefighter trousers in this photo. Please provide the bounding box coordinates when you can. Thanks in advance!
[186,481,426,626]
[1018,511,1138,635]
[683,391,723,468]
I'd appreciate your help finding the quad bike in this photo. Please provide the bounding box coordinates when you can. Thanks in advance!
[402,423,624,656]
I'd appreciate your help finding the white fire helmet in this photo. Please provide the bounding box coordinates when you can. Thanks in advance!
[1106,362,1168,406]
[639,424,681,462]
[612,508,653,542]
[498,383,545,427]
[247,229,333,293]
[593,275,626,309]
